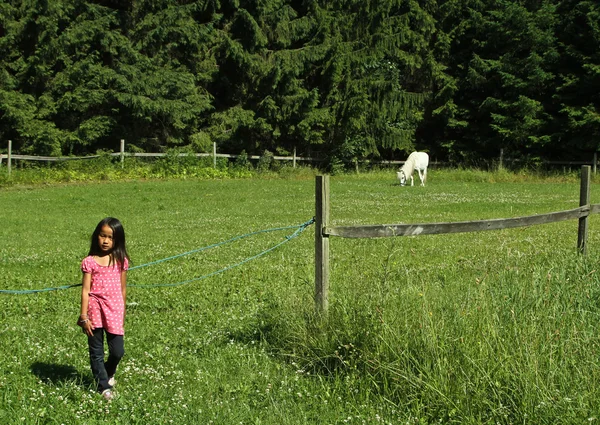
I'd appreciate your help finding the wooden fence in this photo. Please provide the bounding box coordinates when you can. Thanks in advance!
[0,139,417,177]
[0,140,315,175]
[314,167,599,313]
[3,140,599,177]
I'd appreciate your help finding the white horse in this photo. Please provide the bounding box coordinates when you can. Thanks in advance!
[397,152,429,186]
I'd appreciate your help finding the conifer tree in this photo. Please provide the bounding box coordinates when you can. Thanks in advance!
[421,0,560,163]
[205,0,442,166]
[2,0,597,165]
[0,0,71,155]
[477,0,558,160]
[0,0,214,155]
[554,0,600,154]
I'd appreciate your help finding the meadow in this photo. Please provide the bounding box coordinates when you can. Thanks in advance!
[2,168,600,424]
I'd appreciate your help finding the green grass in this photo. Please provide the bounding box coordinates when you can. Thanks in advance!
[2,170,600,424]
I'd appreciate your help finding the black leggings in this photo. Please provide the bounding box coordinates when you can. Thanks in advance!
[87,328,124,392]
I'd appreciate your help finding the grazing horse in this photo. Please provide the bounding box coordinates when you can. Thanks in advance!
[397,152,429,186]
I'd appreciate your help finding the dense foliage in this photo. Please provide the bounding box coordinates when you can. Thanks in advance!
[0,0,598,166]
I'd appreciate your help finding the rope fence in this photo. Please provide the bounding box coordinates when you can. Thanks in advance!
[0,218,315,295]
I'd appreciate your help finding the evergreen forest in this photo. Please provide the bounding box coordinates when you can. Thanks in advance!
[0,0,598,167]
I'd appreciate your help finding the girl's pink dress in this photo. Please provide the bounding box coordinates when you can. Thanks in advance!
[81,256,129,335]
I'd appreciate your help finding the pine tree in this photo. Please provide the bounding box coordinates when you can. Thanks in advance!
[422,0,560,164]
[303,0,442,164]
[478,0,558,160]
[205,0,442,166]
[0,0,217,154]
[554,0,600,154]
[0,0,72,155]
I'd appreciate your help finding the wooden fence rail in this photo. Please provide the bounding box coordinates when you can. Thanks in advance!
[0,151,315,162]
[0,141,319,177]
[314,166,598,313]
[324,205,595,238]
[0,140,415,175]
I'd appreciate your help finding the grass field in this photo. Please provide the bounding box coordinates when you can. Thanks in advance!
[2,170,600,424]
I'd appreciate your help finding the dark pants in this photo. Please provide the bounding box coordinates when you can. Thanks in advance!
[87,328,124,393]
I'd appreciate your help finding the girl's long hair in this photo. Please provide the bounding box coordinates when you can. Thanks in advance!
[88,217,130,270]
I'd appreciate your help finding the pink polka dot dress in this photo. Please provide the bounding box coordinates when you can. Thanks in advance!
[81,256,129,335]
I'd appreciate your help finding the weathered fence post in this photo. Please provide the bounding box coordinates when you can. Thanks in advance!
[120,139,125,169]
[578,165,591,255]
[213,142,217,169]
[293,147,297,168]
[7,140,12,177]
[315,175,330,314]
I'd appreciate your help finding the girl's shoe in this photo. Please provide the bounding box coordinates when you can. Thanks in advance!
[101,389,114,401]
[108,376,115,387]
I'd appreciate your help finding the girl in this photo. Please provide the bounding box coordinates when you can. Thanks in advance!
[77,217,130,401]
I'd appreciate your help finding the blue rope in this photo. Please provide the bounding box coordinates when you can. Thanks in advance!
[130,217,314,288]
[128,220,312,271]
[0,218,314,295]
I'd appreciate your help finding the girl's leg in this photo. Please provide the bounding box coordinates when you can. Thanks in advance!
[104,332,125,380]
[88,328,110,392]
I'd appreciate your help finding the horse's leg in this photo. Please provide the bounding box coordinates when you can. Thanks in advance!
[410,174,414,186]
[418,169,426,186]
[423,168,427,186]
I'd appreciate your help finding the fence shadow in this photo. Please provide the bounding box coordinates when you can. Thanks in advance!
[30,362,93,387]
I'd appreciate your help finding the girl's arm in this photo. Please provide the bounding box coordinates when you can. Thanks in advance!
[78,273,94,336]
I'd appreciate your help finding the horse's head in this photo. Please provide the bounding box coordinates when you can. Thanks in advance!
[397,171,407,186]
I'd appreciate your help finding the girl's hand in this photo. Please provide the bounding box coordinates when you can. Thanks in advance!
[77,316,94,336]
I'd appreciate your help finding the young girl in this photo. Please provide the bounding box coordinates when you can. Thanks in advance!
[77,217,130,401]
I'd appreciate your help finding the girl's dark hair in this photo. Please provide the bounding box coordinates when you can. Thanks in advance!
[89,217,130,270]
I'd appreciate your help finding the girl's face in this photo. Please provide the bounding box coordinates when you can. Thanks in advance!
[98,225,114,253]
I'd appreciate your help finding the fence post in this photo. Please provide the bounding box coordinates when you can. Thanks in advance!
[293,147,297,168]
[213,142,217,169]
[315,175,330,314]
[7,140,12,177]
[594,152,597,174]
[578,165,591,255]
[120,139,125,169]
[499,148,504,170]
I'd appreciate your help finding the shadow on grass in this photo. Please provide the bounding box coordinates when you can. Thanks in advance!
[30,362,94,387]
[224,301,281,347]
